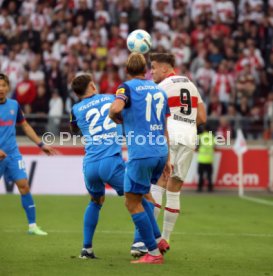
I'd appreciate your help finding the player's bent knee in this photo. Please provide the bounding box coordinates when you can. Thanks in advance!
[125,198,135,213]
[157,174,168,188]
[144,192,155,204]
[15,179,30,195]
[168,177,183,192]
[124,198,142,214]
[124,193,143,213]
[91,195,105,205]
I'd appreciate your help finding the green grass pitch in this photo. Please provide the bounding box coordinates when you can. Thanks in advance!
[0,194,273,276]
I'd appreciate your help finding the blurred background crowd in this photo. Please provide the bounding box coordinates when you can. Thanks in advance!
[0,0,273,139]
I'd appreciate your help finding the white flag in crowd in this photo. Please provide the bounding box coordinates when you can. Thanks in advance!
[233,129,248,155]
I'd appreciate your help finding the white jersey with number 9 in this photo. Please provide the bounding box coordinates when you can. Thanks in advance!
[159,75,203,149]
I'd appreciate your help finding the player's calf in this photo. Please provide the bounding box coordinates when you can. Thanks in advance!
[80,195,103,260]
[16,179,48,234]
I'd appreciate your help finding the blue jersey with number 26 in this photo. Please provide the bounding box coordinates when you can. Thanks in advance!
[116,79,170,160]
[71,94,122,162]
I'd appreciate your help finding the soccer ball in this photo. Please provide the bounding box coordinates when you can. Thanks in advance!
[126,29,152,54]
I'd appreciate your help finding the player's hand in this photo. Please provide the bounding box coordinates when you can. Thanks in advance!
[41,145,57,156]
[163,161,172,178]
[115,117,123,124]
[0,150,7,160]
[112,113,123,124]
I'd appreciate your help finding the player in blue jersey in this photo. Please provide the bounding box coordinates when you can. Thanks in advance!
[0,73,55,235]
[109,53,171,264]
[70,74,125,259]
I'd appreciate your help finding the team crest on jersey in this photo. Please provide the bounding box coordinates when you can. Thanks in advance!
[116,88,125,95]
[10,109,15,115]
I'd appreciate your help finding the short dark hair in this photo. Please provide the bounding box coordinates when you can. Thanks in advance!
[71,74,92,96]
[149,53,175,68]
[126,53,146,76]
[0,73,10,86]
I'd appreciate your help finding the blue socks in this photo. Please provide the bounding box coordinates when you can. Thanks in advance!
[83,201,102,248]
[131,212,157,251]
[142,198,161,239]
[133,227,142,243]
[21,193,36,225]
[133,199,162,244]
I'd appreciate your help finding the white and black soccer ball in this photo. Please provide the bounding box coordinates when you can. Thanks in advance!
[126,29,152,54]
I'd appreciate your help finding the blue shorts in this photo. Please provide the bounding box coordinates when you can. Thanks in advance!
[0,154,28,183]
[83,154,125,198]
[124,156,167,195]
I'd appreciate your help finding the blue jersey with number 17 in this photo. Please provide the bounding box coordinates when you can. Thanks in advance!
[116,78,170,160]
[70,94,122,162]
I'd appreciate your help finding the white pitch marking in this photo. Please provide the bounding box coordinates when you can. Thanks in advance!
[241,196,273,207]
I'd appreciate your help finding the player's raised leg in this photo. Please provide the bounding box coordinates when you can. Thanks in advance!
[16,178,48,235]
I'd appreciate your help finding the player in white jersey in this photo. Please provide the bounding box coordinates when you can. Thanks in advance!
[149,53,207,242]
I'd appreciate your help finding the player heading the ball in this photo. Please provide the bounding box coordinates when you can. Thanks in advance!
[109,53,171,264]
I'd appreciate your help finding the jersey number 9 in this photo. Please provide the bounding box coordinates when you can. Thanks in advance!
[180,89,192,115]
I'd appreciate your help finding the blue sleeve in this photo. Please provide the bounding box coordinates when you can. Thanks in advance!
[165,102,170,117]
[16,104,26,124]
[115,83,131,108]
[163,90,170,117]
[70,108,77,127]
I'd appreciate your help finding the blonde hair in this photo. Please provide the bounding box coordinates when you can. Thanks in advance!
[126,53,147,76]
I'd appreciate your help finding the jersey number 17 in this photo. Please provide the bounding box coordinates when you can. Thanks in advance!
[145,92,165,122]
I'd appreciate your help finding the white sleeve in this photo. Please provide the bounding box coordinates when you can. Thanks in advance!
[197,92,203,104]
[191,82,203,104]
[195,86,203,104]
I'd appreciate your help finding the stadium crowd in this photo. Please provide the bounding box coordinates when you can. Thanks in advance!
[0,0,273,139]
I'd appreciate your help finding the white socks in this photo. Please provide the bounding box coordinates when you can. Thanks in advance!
[83,248,93,253]
[151,185,166,219]
[149,248,161,256]
[162,191,180,241]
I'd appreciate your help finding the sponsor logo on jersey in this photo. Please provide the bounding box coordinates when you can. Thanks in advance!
[150,124,163,131]
[0,119,13,126]
[173,114,195,124]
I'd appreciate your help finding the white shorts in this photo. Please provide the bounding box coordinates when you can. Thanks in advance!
[170,144,194,182]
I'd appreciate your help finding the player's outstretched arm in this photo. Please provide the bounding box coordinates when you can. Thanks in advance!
[109,99,125,124]
[20,121,56,155]
[0,149,7,160]
[196,102,207,126]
